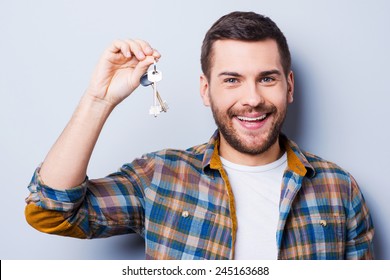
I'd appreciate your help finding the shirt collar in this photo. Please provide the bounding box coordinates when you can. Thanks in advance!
[202,130,315,178]
[202,130,221,172]
[280,134,316,178]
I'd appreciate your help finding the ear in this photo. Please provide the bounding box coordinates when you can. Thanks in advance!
[287,70,294,103]
[200,74,211,107]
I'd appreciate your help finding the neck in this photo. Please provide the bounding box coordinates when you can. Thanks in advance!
[219,135,284,166]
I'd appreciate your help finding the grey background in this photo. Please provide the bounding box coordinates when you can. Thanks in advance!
[1,0,389,259]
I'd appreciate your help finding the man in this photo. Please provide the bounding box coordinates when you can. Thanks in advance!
[25,11,374,260]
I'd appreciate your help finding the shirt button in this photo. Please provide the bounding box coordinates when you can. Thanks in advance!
[320,219,327,227]
[182,211,189,218]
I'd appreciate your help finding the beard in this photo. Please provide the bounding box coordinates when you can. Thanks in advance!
[210,98,287,156]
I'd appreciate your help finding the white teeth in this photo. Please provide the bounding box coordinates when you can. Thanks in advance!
[237,114,267,121]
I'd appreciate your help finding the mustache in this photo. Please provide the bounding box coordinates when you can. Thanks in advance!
[227,104,277,118]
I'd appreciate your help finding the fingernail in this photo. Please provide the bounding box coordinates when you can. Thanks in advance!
[154,51,161,59]
[125,51,131,58]
[138,51,145,59]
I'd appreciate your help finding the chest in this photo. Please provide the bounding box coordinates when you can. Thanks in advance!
[143,171,233,259]
[278,176,348,259]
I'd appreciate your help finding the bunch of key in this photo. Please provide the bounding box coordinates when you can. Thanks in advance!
[140,60,168,117]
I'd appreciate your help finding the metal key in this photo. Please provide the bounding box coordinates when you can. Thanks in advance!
[140,72,167,109]
[140,63,168,116]
[152,84,168,112]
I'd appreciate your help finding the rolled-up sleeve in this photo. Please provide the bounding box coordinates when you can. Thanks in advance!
[25,156,154,239]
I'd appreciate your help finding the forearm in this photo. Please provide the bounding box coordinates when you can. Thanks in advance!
[39,93,115,190]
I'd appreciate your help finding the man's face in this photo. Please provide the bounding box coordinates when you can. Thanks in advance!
[200,39,294,160]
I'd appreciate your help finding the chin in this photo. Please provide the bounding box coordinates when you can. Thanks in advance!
[225,130,279,155]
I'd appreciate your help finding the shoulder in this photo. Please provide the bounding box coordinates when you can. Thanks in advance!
[283,134,355,189]
[150,142,207,160]
[127,142,208,169]
[299,149,361,201]
[303,150,351,180]
[283,135,352,184]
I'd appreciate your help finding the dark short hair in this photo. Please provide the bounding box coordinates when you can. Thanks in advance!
[201,11,291,79]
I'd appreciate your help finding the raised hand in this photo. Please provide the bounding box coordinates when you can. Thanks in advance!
[86,39,161,107]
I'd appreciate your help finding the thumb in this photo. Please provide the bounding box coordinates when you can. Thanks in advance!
[131,56,156,87]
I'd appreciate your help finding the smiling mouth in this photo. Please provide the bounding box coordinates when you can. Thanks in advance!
[236,114,268,122]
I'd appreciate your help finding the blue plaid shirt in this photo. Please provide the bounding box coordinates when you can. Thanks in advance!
[25,131,374,259]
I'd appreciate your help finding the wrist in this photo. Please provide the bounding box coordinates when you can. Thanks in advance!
[70,92,115,129]
[81,91,117,113]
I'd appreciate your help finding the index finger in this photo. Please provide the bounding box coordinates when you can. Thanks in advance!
[129,39,161,61]
[108,39,134,58]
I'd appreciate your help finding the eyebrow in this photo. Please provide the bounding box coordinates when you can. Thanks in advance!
[258,69,282,77]
[218,69,282,78]
[218,71,243,77]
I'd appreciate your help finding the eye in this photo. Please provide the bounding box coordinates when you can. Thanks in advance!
[224,77,238,83]
[260,77,275,83]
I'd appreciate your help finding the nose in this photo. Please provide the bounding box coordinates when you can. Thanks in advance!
[240,82,264,107]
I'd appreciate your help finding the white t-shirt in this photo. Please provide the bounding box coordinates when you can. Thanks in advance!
[220,153,287,260]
